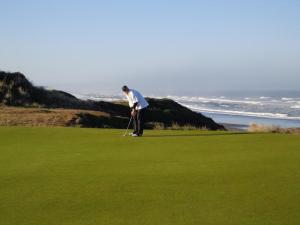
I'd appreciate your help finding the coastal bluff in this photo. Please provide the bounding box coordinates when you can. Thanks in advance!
[0,71,225,130]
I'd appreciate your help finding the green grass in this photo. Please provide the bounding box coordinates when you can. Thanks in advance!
[0,127,299,225]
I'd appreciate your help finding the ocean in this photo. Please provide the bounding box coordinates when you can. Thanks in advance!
[74,92,300,129]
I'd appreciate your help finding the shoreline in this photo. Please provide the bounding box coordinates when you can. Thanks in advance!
[202,112,300,129]
[220,123,248,131]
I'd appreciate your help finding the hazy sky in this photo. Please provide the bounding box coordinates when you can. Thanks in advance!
[1,0,299,95]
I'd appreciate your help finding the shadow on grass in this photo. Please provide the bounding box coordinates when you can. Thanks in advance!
[143,132,252,138]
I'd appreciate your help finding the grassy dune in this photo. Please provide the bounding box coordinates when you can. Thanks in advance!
[0,127,299,225]
[0,107,109,126]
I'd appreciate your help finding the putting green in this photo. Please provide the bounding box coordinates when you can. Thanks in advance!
[0,127,299,225]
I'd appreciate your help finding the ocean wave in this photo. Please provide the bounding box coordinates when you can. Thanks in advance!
[73,93,300,121]
[167,95,263,105]
[291,104,300,109]
[281,97,294,101]
[220,104,230,108]
[259,96,271,99]
[74,94,124,102]
[182,104,300,120]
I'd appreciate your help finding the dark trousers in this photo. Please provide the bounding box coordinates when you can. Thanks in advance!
[133,108,145,135]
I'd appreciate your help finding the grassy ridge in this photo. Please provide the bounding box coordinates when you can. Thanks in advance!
[0,128,299,225]
[0,107,109,126]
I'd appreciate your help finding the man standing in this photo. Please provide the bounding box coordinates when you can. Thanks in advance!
[122,86,149,137]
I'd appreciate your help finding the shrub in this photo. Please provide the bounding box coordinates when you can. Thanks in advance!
[248,123,300,134]
[153,122,165,130]
[248,123,281,133]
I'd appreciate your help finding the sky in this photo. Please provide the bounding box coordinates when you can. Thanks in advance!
[0,0,300,95]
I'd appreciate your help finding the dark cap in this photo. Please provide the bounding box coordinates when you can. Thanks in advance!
[122,85,129,92]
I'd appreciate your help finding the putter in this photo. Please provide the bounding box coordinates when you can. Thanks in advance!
[123,116,133,136]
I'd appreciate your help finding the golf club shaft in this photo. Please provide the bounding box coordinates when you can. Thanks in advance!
[124,116,133,136]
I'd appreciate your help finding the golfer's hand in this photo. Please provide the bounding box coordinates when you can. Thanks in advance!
[131,110,136,117]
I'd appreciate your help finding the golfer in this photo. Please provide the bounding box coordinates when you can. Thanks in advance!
[122,86,149,137]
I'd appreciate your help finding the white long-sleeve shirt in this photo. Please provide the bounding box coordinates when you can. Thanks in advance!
[126,89,149,110]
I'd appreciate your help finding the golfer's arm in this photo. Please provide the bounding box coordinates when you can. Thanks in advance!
[131,102,138,110]
[129,92,138,110]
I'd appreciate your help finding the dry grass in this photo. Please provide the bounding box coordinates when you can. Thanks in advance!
[152,122,165,130]
[151,122,207,130]
[248,123,300,134]
[248,123,281,133]
[0,106,108,127]
[169,122,208,130]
